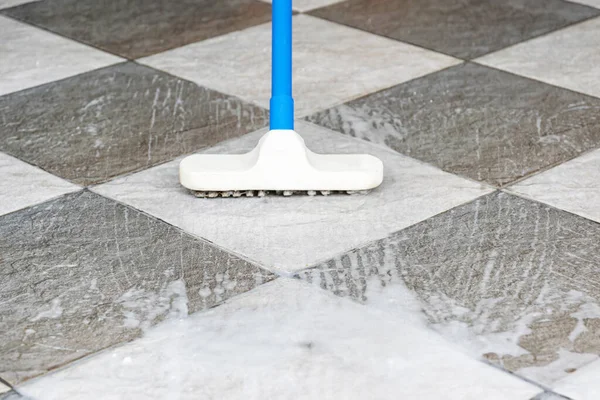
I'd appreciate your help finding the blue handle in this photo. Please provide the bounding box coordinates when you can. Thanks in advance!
[269,0,294,130]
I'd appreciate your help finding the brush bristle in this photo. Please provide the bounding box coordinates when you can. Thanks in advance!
[191,190,370,198]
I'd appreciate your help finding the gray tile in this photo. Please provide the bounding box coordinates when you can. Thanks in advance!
[309,0,599,59]
[0,62,268,186]
[2,0,273,59]
[297,191,600,385]
[306,63,600,187]
[0,191,274,385]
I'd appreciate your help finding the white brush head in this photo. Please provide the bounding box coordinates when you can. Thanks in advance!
[180,129,383,192]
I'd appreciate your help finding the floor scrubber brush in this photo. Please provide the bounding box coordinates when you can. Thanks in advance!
[179,0,384,198]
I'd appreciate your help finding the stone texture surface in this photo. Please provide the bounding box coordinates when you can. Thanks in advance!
[0,152,80,217]
[0,62,268,186]
[478,17,600,101]
[531,393,572,400]
[511,148,600,224]
[297,191,600,385]
[94,121,492,273]
[259,0,346,12]
[310,0,599,59]
[2,0,273,59]
[140,14,459,117]
[0,15,120,96]
[306,63,600,187]
[0,191,274,385]
[9,280,541,400]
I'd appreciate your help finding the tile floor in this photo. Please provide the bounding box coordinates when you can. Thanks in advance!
[2,0,600,399]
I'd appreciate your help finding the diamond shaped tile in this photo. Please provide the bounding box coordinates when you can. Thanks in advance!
[306,63,600,187]
[0,15,121,97]
[478,17,600,100]
[510,148,600,224]
[0,152,80,217]
[0,190,274,385]
[0,62,268,186]
[2,0,272,59]
[297,191,600,385]
[12,280,540,400]
[140,15,459,117]
[310,0,599,60]
[93,121,492,273]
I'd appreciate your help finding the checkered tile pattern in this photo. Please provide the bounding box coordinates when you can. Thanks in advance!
[2,0,600,398]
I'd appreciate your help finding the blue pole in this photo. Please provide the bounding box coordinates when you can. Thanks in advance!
[269,0,294,130]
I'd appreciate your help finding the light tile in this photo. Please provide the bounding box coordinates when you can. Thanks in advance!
[532,393,571,400]
[94,121,492,273]
[0,0,37,9]
[260,0,346,12]
[140,15,459,117]
[0,152,80,217]
[298,191,600,385]
[14,280,540,400]
[478,17,600,99]
[0,191,274,384]
[0,15,121,96]
[510,148,600,224]
[553,359,600,400]
[570,0,600,9]
[0,381,9,394]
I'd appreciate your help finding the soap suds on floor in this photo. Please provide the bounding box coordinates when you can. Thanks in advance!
[15,279,539,400]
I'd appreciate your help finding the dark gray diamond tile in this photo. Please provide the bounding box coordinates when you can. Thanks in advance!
[0,190,275,385]
[0,62,268,186]
[306,63,600,187]
[309,0,599,59]
[2,0,272,59]
[297,191,600,385]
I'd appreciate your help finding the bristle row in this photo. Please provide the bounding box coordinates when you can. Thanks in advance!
[192,190,370,198]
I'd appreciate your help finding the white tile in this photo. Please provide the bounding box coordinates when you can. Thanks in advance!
[0,15,122,96]
[16,279,541,400]
[477,18,600,99]
[569,0,600,8]
[0,152,80,216]
[0,0,38,8]
[94,121,492,273]
[259,0,346,12]
[553,359,600,400]
[140,15,460,117]
[509,148,600,224]
[0,381,9,394]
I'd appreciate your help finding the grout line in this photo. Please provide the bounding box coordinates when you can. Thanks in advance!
[471,59,600,102]
[502,187,600,228]
[0,13,134,61]
[474,13,600,65]
[87,188,287,278]
[501,145,600,190]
